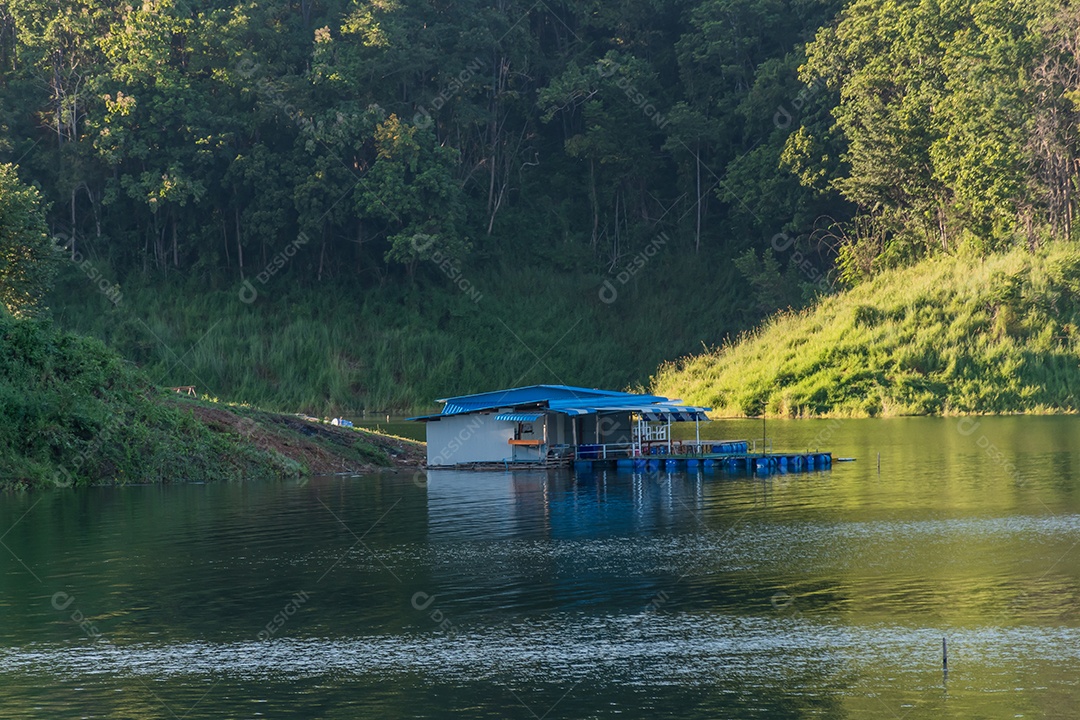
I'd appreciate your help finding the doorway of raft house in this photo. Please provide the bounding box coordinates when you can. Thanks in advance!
[510,420,543,462]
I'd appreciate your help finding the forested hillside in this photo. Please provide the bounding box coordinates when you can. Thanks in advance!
[2,0,846,271]
[4,0,1080,413]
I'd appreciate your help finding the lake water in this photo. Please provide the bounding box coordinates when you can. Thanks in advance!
[2,417,1080,718]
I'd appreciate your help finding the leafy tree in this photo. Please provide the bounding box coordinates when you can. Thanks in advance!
[0,164,57,317]
[361,115,468,270]
[791,0,1064,281]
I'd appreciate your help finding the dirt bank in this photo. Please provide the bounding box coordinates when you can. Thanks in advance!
[177,399,426,475]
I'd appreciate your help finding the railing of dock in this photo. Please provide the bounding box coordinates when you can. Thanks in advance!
[633,423,668,443]
[572,440,753,460]
[574,442,637,460]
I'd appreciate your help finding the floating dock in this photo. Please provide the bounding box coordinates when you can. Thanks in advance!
[574,453,833,474]
[565,442,833,474]
[573,447,833,475]
[424,438,836,474]
[570,440,833,474]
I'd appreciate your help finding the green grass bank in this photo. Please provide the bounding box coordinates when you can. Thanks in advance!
[0,315,422,488]
[652,244,1080,417]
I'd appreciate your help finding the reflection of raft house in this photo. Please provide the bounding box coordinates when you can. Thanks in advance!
[408,385,831,473]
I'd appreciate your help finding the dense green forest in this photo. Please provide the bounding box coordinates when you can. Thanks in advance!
[2,0,846,273]
[3,0,1080,413]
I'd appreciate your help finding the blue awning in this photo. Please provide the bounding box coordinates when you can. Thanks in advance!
[546,405,710,421]
[494,412,544,422]
[639,408,710,422]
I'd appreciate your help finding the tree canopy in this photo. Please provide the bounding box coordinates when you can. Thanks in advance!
[0,0,847,300]
[0,163,56,317]
[790,0,1080,281]
[2,0,1078,310]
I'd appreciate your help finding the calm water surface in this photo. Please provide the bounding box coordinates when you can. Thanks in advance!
[3,417,1080,718]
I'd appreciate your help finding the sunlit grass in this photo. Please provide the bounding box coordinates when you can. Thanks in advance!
[653,244,1080,417]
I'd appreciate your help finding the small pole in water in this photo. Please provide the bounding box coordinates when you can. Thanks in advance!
[942,636,948,674]
[762,409,766,455]
[877,452,881,474]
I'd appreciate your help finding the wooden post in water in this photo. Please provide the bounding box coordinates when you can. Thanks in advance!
[877,452,881,474]
[942,637,948,673]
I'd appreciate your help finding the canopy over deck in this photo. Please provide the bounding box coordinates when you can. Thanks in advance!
[407,384,710,422]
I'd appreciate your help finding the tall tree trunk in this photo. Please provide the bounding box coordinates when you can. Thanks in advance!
[222,216,230,267]
[235,207,244,280]
[611,191,620,269]
[487,152,497,234]
[85,184,100,241]
[695,143,702,254]
[590,159,598,249]
[158,225,167,273]
[318,227,326,281]
[70,186,77,261]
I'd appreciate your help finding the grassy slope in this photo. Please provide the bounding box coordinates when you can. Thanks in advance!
[0,315,423,488]
[652,244,1080,417]
[48,254,749,415]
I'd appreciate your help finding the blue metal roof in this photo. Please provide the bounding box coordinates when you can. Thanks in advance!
[437,384,639,413]
[406,384,711,421]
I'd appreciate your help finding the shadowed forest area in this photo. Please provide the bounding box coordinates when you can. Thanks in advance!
[3,0,1080,413]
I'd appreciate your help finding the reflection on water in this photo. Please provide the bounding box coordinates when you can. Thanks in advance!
[2,417,1080,718]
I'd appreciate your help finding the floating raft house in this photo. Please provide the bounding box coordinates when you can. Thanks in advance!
[408,385,831,473]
